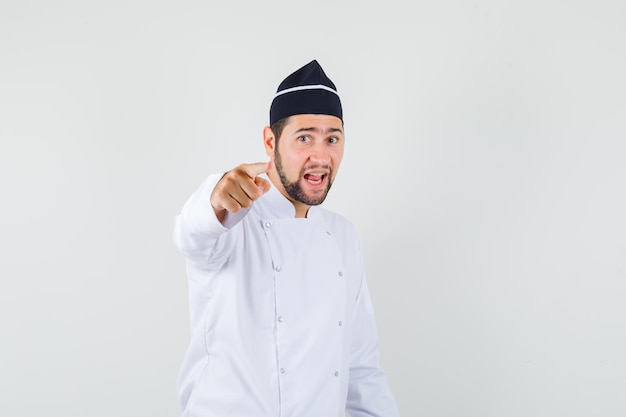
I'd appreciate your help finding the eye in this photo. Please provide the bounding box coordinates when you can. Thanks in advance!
[328,136,339,144]
[297,135,311,143]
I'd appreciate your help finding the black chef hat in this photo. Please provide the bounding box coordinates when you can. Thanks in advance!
[269,60,342,125]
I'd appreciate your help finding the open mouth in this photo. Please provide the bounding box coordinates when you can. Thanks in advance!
[304,173,326,186]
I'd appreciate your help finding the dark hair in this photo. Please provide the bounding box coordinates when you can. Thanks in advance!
[270,117,290,145]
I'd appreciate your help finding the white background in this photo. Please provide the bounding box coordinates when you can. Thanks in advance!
[1,1,625,416]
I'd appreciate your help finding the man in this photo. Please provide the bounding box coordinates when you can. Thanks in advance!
[173,60,399,417]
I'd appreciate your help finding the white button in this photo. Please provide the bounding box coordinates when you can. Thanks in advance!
[334,371,339,377]
[275,266,281,272]
[280,368,286,374]
[338,321,343,326]
[278,316,284,322]
[338,271,343,277]
[265,222,271,228]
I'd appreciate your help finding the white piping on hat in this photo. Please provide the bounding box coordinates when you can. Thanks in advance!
[273,84,339,98]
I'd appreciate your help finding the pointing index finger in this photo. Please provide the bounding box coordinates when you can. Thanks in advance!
[244,161,270,178]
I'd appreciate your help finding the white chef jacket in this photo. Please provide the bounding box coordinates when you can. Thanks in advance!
[173,173,399,417]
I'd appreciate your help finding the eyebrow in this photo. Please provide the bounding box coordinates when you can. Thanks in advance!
[293,127,344,135]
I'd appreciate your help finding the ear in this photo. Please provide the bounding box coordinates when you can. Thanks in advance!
[263,126,275,158]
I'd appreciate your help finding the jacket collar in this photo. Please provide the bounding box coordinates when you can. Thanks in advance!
[261,175,320,220]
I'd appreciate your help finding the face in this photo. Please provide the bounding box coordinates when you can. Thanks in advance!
[265,114,344,209]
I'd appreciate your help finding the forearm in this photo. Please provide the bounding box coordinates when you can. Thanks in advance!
[172,173,229,263]
[346,280,400,417]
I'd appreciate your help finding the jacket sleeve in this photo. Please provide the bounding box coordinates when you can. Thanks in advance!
[346,264,400,416]
[172,173,250,268]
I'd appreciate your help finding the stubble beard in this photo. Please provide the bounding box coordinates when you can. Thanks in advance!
[274,149,333,206]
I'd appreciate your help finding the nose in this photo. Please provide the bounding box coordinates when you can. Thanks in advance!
[309,143,330,165]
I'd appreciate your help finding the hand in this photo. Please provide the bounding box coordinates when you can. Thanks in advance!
[210,161,271,223]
